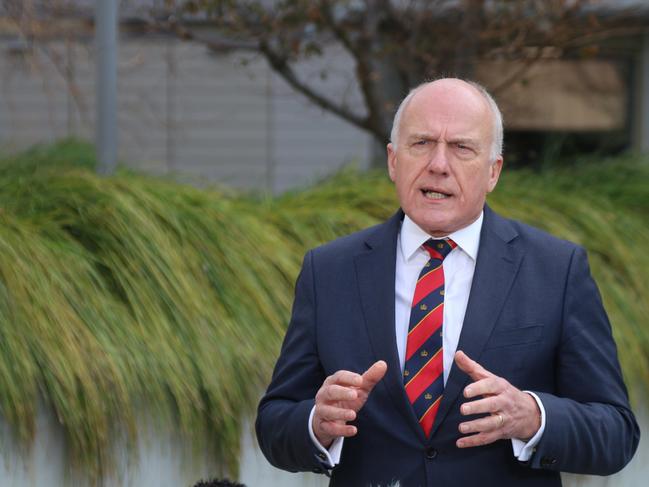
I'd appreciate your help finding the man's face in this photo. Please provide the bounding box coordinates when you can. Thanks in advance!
[387,80,503,237]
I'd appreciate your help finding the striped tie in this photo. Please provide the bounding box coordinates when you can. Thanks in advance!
[403,238,457,437]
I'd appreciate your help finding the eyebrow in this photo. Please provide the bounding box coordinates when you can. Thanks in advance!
[407,134,480,147]
[407,133,434,141]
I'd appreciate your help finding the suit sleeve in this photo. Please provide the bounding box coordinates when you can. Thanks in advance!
[529,246,640,474]
[255,250,331,474]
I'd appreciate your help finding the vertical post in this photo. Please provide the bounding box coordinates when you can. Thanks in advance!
[165,38,176,173]
[265,66,276,193]
[65,38,74,136]
[95,0,118,175]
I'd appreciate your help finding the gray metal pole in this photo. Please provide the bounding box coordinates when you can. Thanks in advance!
[95,0,118,175]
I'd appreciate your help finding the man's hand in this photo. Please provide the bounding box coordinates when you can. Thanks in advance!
[454,350,541,448]
[312,360,388,448]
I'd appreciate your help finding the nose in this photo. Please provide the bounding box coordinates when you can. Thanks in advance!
[426,143,450,174]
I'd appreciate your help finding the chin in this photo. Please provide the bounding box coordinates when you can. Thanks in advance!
[412,213,453,236]
[424,224,452,237]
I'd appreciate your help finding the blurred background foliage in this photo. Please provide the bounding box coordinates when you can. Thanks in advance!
[0,139,646,480]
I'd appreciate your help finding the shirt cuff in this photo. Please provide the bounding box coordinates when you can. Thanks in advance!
[511,391,546,462]
[308,405,344,467]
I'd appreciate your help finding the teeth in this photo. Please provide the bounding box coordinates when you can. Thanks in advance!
[423,190,448,199]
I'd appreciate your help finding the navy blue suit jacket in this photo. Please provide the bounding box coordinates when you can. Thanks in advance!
[256,206,639,486]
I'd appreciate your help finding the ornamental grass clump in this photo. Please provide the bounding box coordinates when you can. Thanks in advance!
[0,140,647,481]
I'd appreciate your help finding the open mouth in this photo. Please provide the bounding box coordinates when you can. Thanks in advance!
[421,189,451,200]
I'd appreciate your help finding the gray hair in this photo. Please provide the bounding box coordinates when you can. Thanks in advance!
[389,79,503,163]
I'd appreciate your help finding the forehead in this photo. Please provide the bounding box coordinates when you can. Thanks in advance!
[401,83,493,141]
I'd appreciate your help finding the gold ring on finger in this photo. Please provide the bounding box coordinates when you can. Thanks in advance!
[496,412,504,427]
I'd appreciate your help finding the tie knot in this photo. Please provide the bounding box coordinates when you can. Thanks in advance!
[423,238,457,261]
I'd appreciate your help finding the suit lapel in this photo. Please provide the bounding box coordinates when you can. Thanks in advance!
[430,206,524,437]
[354,210,426,440]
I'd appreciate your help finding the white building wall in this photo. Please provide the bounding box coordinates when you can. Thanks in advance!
[0,35,372,193]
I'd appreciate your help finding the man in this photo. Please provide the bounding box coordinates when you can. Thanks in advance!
[256,78,639,486]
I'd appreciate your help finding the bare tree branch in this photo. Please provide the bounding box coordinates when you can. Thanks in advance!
[258,39,374,134]
[319,0,388,140]
[143,8,379,138]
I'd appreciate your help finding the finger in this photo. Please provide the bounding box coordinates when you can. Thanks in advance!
[318,420,357,438]
[460,395,500,416]
[316,404,356,422]
[360,360,388,392]
[324,370,363,387]
[458,414,503,434]
[463,377,506,399]
[454,351,493,382]
[456,430,501,448]
[317,384,358,403]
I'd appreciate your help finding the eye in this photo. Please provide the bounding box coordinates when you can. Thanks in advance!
[413,139,428,146]
[455,143,475,155]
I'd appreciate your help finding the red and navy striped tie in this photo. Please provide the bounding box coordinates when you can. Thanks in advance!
[404,238,457,437]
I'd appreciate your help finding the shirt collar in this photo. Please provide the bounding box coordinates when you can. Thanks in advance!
[400,211,483,262]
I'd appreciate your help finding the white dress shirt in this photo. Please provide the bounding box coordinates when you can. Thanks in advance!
[309,212,545,466]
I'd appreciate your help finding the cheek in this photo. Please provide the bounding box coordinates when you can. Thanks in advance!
[395,164,419,189]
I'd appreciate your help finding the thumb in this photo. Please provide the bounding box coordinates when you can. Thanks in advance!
[361,360,388,391]
[454,350,491,381]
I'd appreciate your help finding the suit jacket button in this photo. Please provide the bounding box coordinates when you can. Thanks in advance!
[426,447,438,459]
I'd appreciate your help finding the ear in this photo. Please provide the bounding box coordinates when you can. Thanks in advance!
[387,143,397,182]
[486,156,503,193]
